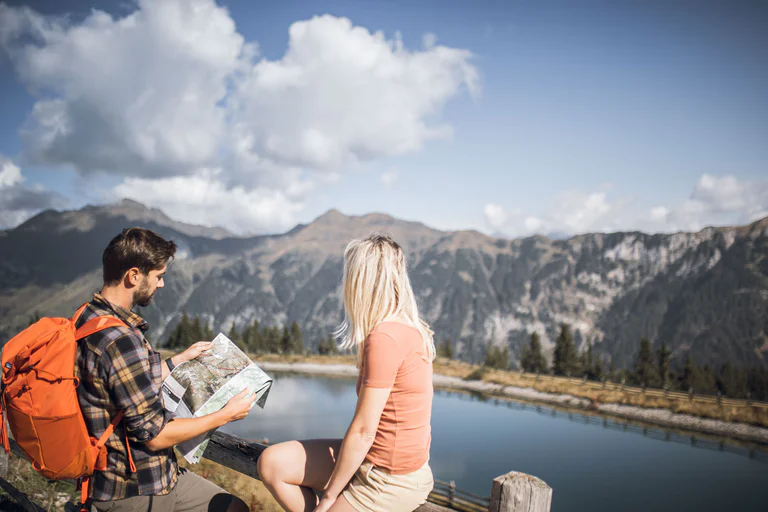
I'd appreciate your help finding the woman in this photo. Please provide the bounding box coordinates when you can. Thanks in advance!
[258,234,436,512]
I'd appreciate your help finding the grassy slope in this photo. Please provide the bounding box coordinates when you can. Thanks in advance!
[1,450,281,511]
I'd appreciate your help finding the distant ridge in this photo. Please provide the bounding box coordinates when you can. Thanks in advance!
[1,200,766,373]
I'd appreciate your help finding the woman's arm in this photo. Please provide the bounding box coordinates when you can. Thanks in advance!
[316,385,391,510]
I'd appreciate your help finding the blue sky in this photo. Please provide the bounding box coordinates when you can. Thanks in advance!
[1,0,766,236]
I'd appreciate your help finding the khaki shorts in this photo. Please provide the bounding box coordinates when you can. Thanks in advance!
[342,460,434,512]
[89,469,240,512]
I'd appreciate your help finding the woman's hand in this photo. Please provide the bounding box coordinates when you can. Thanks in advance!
[313,494,337,512]
[175,341,214,364]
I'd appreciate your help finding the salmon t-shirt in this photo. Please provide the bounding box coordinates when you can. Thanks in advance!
[356,321,433,474]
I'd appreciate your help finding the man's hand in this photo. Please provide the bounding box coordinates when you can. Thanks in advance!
[313,495,337,512]
[220,388,258,423]
[174,341,214,365]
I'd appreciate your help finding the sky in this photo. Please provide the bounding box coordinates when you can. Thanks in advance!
[0,0,766,237]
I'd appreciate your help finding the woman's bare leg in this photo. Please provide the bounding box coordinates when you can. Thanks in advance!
[327,494,358,512]
[258,439,343,512]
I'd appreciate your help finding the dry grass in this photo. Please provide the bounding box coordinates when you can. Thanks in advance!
[447,361,768,427]
[1,453,76,511]
[254,353,358,366]
[176,458,282,512]
[0,452,282,512]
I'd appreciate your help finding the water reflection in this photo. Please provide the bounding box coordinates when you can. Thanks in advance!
[433,388,768,463]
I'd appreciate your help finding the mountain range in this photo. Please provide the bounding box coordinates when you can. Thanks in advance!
[1,199,766,370]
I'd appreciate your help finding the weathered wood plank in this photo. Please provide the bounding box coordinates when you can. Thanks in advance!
[416,501,460,512]
[489,472,551,512]
[203,431,267,480]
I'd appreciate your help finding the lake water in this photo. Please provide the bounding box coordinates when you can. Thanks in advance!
[220,373,768,512]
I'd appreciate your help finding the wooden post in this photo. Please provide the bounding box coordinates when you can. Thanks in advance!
[489,472,552,512]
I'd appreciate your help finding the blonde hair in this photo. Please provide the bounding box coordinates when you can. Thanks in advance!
[336,233,435,365]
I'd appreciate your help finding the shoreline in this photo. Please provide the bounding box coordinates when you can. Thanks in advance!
[259,361,768,447]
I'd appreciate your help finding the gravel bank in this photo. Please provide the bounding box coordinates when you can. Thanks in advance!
[259,361,768,445]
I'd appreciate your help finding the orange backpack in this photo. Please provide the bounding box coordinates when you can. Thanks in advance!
[1,304,135,508]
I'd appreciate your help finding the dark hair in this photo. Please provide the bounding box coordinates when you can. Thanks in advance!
[102,227,178,286]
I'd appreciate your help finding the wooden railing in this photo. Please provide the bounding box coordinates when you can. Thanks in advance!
[429,479,489,512]
[1,434,553,512]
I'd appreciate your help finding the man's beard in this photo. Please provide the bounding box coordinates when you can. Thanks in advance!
[134,280,156,308]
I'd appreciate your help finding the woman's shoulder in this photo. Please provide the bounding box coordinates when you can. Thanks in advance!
[370,321,423,350]
[372,320,420,337]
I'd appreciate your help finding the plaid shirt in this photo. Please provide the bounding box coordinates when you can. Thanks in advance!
[75,293,178,501]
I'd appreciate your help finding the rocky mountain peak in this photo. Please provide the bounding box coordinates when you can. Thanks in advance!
[1,202,765,372]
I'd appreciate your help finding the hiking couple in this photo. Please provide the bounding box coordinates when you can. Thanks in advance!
[12,227,436,512]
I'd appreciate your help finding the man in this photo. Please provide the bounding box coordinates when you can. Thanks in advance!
[76,227,255,511]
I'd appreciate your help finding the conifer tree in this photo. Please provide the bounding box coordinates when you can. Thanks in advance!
[632,337,659,387]
[228,323,241,344]
[521,332,547,373]
[656,343,672,388]
[484,346,509,370]
[592,356,604,381]
[192,316,203,342]
[248,320,264,353]
[682,355,699,391]
[174,313,195,348]
[553,324,577,376]
[289,321,303,354]
[437,339,454,359]
[318,335,338,355]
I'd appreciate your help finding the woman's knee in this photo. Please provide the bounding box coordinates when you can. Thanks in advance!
[257,444,287,485]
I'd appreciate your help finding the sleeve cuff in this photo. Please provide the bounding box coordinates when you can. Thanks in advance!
[362,378,395,389]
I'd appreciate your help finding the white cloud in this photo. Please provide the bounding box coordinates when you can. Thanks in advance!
[0,156,67,228]
[483,203,508,227]
[485,190,629,237]
[0,2,478,233]
[648,174,768,232]
[486,174,768,238]
[422,32,437,49]
[111,170,305,235]
[380,169,398,186]
[232,15,479,170]
[1,0,249,178]
[0,160,22,187]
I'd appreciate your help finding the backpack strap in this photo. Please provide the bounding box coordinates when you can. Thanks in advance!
[72,309,136,510]
[71,302,89,324]
[96,411,124,452]
[75,316,127,341]
[93,412,135,473]
[0,394,9,455]
[80,411,136,510]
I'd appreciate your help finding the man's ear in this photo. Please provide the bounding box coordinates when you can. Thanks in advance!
[124,267,142,288]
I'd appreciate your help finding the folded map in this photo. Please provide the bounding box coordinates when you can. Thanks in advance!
[161,332,273,463]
